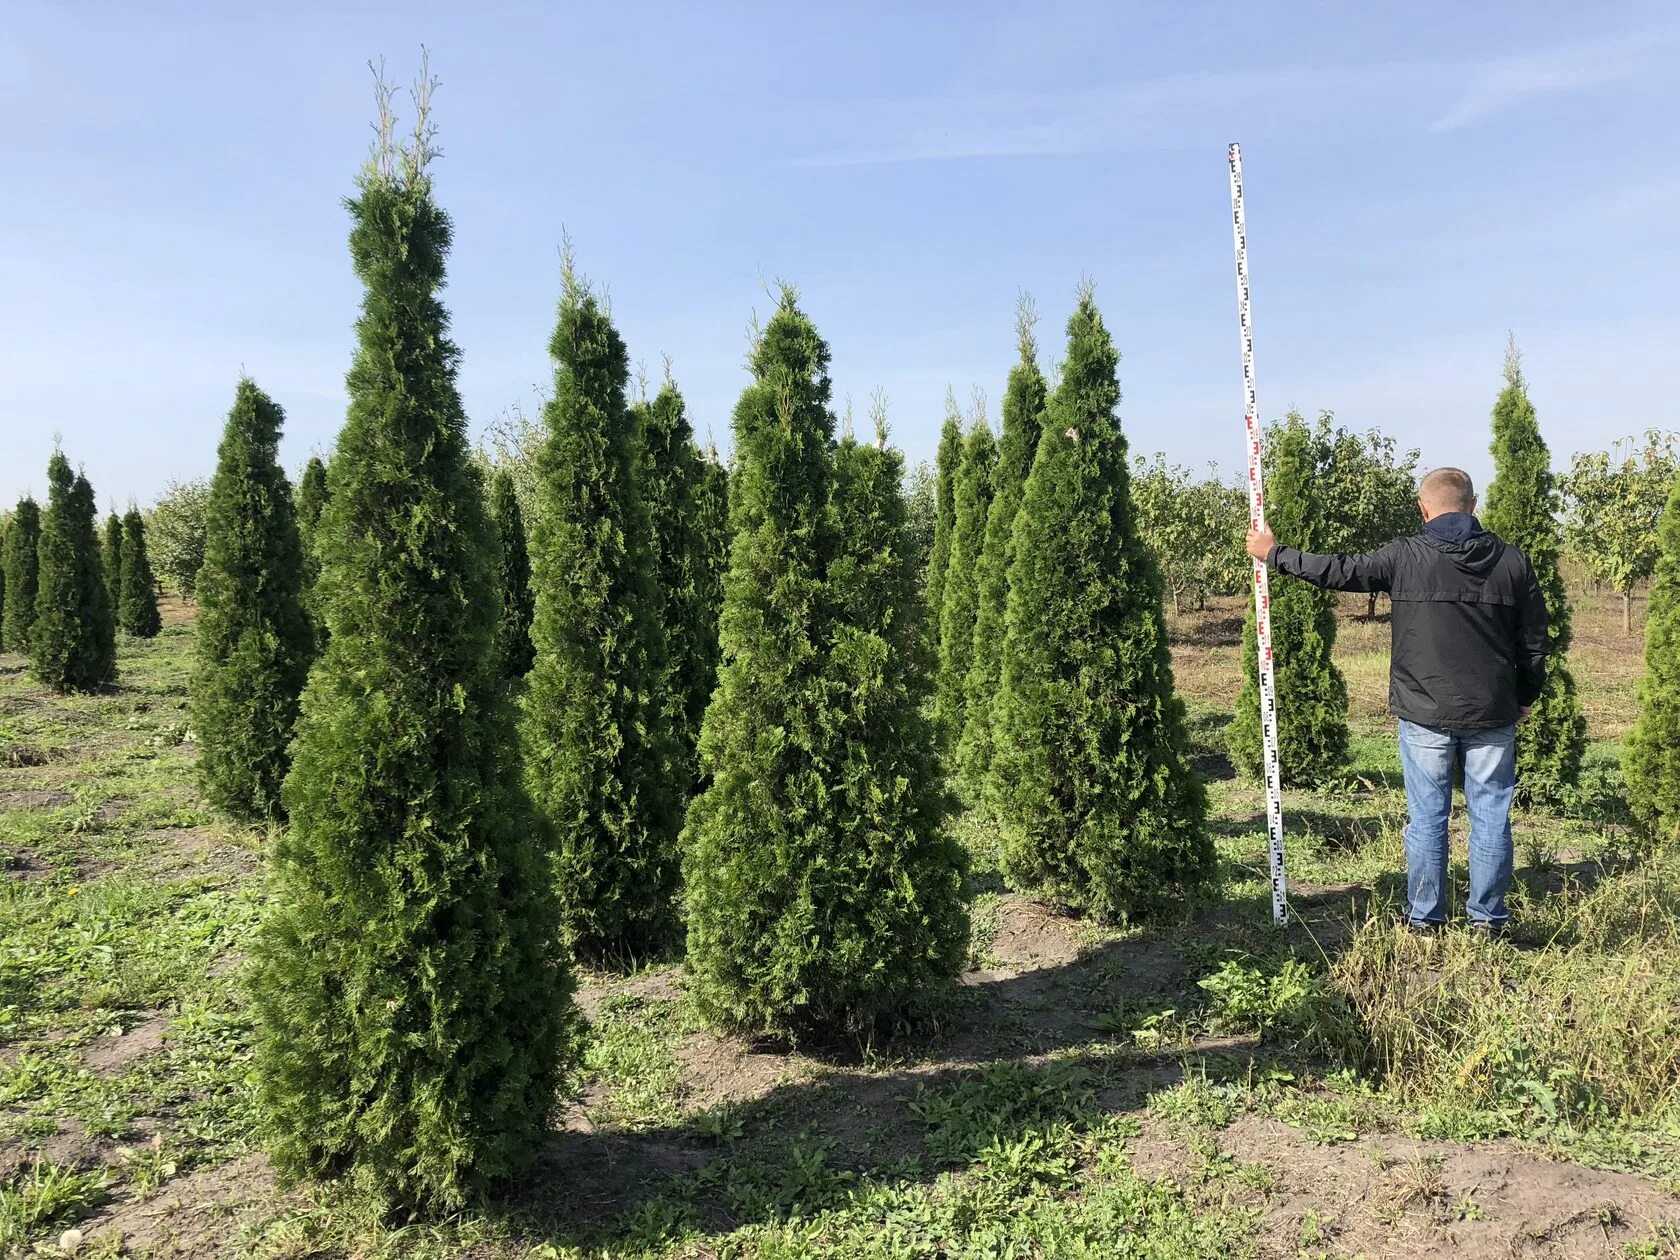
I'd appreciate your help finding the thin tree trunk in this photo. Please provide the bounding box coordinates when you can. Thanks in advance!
[1624,590,1633,635]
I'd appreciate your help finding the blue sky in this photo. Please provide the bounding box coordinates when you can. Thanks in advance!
[3,1,1676,509]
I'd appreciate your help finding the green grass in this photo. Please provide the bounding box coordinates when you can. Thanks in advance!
[1,597,1678,1256]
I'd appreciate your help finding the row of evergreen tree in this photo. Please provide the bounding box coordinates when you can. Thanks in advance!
[1,460,160,687]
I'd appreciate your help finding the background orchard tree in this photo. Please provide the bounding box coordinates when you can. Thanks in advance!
[488,468,534,681]
[1627,472,1680,845]
[902,460,937,590]
[147,478,210,598]
[103,510,124,617]
[1312,415,1421,619]
[923,393,963,662]
[1562,431,1680,634]
[1130,454,1248,615]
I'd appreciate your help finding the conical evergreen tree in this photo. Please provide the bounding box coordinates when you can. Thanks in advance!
[1481,339,1585,806]
[191,379,312,820]
[31,455,115,691]
[1229,414,1351,785]
[103,511,124,618]
[523,257,681,963]
[694,444,730,689]
[934,404,995,745]
[1625,473,1680,845]
[959,298,1047,787]
[118,508,161,638]
[294,455,330,655]
[251,83,577,1211]
[2,497,40,653]
[990,289,1212,921]
[923,394,963,659]
[488,468,534,681]
[639,374,720,780]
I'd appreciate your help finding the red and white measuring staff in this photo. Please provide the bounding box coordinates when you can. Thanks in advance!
[1228,142,1288,927]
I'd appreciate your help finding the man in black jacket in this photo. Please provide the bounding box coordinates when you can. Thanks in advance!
[1245,467,1549,933]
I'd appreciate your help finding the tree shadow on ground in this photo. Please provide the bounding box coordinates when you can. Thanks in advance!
[493,892,1358,1251]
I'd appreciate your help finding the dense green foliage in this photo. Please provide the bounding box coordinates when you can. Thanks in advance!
[2,497,40,652]
[1306,414,1421,618]
[1229,414,1352,786]
[902,459,937,579]
[990,291,1212,921]
[190,379,312,820]
[1627,472,1680,845]
[146,478,210,597]
[251,115,577,1212]
[30,454,115,691]
[1562,431,1680,634]
[934,412,994,746]
[959,307,1047,786]
[523,263,680,963]
[1482,342,1585,806]
[694,446,730,705]
[684,292,967,1035]
[294,455,330,653]
[117,508,161,638]
[924,397,963,662]
[640,378,721,779]
[102,511,124,619]
[488,468,534,681]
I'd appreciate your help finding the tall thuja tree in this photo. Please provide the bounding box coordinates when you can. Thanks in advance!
[103,510,124,617]
[1627,472,1680,845]
[991,289,1212,921]
[1228,413,1350,785]
[3,497,40,652]
[191,379,312,819]
[923,393,963,660]
[251,79,578,1211]
[524,256,681,963]
[959,297,1047,785]
[934,400,994,746]
[1482,338,1585,805]
[118,508,161,637]
[32,455,115,691]
[294,455,330,654]
[488,469,534,681]
[694,444,730,686]
[639,373,719,780]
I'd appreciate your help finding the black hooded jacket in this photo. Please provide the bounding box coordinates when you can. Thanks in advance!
[1267,513,1549,732]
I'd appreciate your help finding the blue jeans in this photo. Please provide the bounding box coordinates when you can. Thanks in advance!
[1396,720,1516,926]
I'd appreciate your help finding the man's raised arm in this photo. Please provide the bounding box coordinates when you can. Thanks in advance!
[1245,529,1398,593]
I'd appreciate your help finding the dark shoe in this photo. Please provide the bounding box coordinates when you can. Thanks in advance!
[1396,916,1444,935]
[1466,919,1510,942]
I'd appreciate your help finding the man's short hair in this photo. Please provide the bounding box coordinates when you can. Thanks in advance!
[1419,467,1476,514]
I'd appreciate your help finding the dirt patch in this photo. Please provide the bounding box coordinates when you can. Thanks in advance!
[970,894,1084,980]
[1134,1114,1680,1259]
[675,1032,810,1112]
[3,743,51,767]
[85,1154,277,1257]
[80,1013,168,1074]
[0,788,72,810]
[4,846,52,881]
[139,826,259,879]
[97,796,133,824]
[0,1124,120,1181]
[574,966,683,1020]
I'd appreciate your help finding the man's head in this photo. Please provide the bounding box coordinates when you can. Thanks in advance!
[1418,467,1476,521]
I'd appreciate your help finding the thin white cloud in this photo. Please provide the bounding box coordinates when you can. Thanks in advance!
[1430,28,1673,132]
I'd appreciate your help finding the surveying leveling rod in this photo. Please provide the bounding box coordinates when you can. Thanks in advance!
[1227,143,1288,927]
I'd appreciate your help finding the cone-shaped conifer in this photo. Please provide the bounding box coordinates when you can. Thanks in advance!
[191,379,312,819]
[1229,414,1351,785]
[3,497,41,653]
[924,396,963,659]
[251,83,578,1211]
[294,455,330,655]
[1482,340,1585,806]
[1627,472,1680,845]
[103,511,124,618]
[31,455,115,691]
[488,468,534,681]
[959,298,1047,787]
[117,508,161,638]
[990,289,1212,921]
[523,257,681,963]
[934,407,994,745]
[639,375,720,779]
[686,293,963,1035]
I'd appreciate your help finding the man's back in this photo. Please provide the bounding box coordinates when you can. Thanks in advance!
[1267,512,1549,732]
